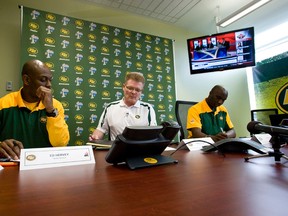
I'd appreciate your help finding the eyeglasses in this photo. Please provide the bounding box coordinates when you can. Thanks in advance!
[124,85,142,93]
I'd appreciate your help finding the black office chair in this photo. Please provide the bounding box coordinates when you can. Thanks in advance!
[175,100,197,141]
[250,108,278,136]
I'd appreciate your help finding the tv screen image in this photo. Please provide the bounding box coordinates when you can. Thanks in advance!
[187,27,255,74]
[105,124,180,169]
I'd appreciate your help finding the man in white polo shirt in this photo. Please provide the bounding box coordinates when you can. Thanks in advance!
[89,72,157,141]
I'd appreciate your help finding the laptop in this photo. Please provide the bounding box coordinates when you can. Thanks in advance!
[269,114,288,143]
[269,114,288,127]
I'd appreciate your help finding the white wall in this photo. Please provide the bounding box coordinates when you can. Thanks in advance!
[0,0,251,137]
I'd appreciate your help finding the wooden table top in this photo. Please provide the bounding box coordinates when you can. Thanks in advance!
[1,146,288,216]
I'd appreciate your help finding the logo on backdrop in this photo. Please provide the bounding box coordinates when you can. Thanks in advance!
[276,82,288,113]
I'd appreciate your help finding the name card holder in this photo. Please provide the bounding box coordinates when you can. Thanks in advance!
[20,146,95,171]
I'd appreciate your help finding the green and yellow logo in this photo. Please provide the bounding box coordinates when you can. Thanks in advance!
[164,39,170,45]
[74,114,84,121]
[166,75,172,81]
[113,38,121,45]
[165,57,171,63]
[168,95,173,100]
[157,84,164,90]
[74,65,84,73]
[88,78,96,85]
[60,28,70,35]
[101,68,110,75]
[102,91,110,97]
[60,51,69,59]
[114,80,122,87]
[125,50,132,58]
[27,47,38,55]
[40,116,47,124]
[88,102,97,109]
[45,62,54,69]
[136,62,143,68]
[101,25,109,33]
[46,13,56,21]
[75,42,84,49]
[156,65,162,71]
[145,35,152,42]
[28,22,39,31]
[276,82,288,113]
[75,20,84,28]
[45,37,55,45]
[146,54,152,60]
[148,93,155,100]
[74,89,84,97]
[88,55,96,62]
[158,104,165,110]
[124,31,131,37]
[147,73,153,79]
[101,46,109,54]
[61,101,69,108]
[59,76,69,83]
[74,140,84,146]
[89,127,96,134]
[144,157,157,164]
[155,46,161,52]
[88,33,96,41]
[113,59,121,66]
[135,42,142,49]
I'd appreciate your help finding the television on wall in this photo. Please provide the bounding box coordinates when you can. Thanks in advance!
[187,27,255,74]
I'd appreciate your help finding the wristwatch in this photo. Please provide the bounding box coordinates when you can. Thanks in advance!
[46,108,58,117]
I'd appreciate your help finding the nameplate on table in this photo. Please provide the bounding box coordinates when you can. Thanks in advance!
[180,137,214,151]
[20,146,95,171]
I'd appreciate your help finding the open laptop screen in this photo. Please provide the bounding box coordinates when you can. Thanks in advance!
[269,114,288,127]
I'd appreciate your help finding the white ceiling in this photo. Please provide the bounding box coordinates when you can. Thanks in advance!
[73,0,288,56]
[82,0,288,36]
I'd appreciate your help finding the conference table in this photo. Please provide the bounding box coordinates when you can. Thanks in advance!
[1,145,288,216]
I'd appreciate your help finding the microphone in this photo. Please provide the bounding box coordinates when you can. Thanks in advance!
[247,121,288,136]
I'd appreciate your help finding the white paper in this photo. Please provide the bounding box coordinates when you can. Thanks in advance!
[20,146,95,170]
[253,133,272,147]
[164,146,176,151]
[180,137,214,151]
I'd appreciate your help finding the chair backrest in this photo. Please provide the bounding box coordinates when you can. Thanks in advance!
[175,100,197,141]
[251,108,278,125]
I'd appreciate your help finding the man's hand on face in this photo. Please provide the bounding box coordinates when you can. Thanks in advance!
[36,86,54,112]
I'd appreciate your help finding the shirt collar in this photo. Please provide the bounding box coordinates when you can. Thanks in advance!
[120,98,140,108]
[17,88,46,110]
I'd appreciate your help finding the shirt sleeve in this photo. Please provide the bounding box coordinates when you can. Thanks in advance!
[186,105,202,138]
[46,99,70,146]
[149,104,157,126]
[96,107,109,135]
[225,110,234,130]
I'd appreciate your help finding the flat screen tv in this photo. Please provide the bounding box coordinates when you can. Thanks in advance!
[105,124,180,169]
[187,27,255,74]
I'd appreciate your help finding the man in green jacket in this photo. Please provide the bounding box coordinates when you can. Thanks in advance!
[0,59,70,160]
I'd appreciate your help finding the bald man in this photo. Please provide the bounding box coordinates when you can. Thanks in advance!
[187,85,236,142]
[0,59,70,160]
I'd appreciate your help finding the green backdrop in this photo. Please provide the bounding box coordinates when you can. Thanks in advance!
[20,6,177,145]
[252,52,288,114]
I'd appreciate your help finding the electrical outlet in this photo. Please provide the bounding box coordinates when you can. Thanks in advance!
[6,81,13,91]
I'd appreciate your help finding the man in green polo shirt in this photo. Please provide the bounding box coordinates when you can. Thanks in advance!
[0,59,70,160]
[187,85,236,142]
